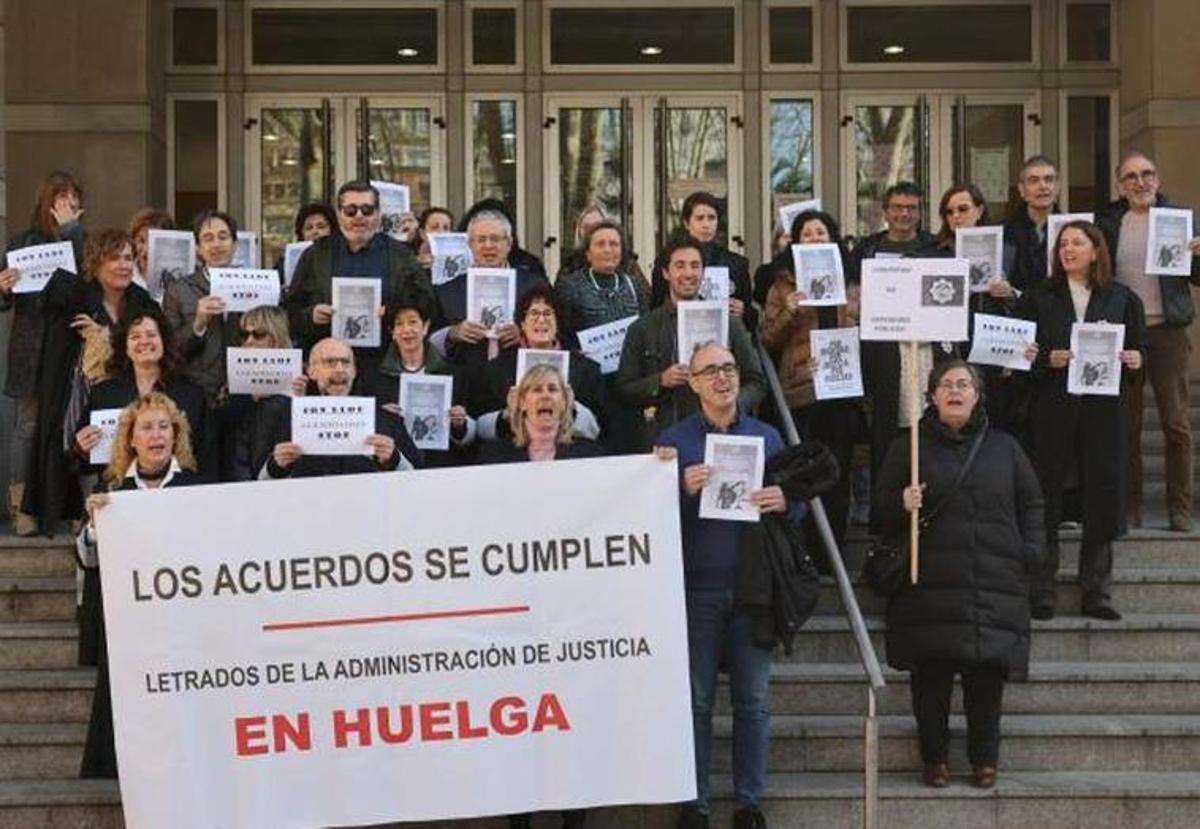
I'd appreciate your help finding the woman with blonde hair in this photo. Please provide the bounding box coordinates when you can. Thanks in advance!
[477,363,603,464]
[78,393,202,778]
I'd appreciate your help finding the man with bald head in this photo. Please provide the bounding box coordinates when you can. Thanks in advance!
[1097,151,1200,531]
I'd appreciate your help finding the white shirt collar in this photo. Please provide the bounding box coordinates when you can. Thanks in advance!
[123,457,183,489]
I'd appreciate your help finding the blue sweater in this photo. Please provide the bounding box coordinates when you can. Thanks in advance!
[657,410,796,590]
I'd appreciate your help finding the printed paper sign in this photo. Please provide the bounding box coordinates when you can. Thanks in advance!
[226,348,304,397]
[290,396,376,455]
[146,230,196,300]
[1068,322,1124,397]
[699,267,731,301]
[791,243,846,306]
[208,268,281,313]
[576,316,637,375]
[955,226,1005,293]
[1046,213,1095,276]
[1146,207,1194,277]
[283,241,313,287]
[429,233,471,286]
[467,268,517,331]
[810,328,864,400]
[88,408,122,466]
[515,349,570,384]
[676,300,729,365]
[859,258,970,342]
[96,456,694,828]
[778,198,822,235]
[399,374,453,451]
[967,314,1036,371]
[373,180,412,241]
[331,277,383,348]
[233,231,260,269]
[699,434,765,523]
[7,241,76,294]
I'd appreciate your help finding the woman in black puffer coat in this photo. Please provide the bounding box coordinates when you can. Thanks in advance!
[874,360,1043,790]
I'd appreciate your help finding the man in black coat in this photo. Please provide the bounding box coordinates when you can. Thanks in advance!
[1001,155,1061,294]
[846,182,937,284]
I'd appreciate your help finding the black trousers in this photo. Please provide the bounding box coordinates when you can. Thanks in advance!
[910,661,1005,767]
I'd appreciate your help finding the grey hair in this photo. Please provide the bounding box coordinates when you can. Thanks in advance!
[687,340,734,370]
[467,209,513,241]
[1115,149,1155,177]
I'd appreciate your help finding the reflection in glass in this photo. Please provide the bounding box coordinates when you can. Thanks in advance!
[558,108,626,254]
[853,105,917,237]
[472,100,519,222]
[260,108,334,269]
[847,5,1031,63]
[769,100,815,224]
[953,104,1024,221]
[251,8,438,66]
[548,7,735,65]
[174,100,220,226]
[659,107,729,248]
[362,108,433,214]
[1067,96,1111,212]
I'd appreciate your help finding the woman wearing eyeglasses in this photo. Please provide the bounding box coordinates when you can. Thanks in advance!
[874,360,1043,790]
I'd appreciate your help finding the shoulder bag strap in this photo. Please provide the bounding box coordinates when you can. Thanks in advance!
[918,424,988,532]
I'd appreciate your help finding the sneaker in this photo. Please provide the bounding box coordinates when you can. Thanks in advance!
[1031,604,1055,621]
[733,805,767,829]
[676,804,709,829]
[922,762,951,788]
[1082,604,1122,621]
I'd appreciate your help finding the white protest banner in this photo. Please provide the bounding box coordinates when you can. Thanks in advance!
[331,277,383,347]
[778,198,821,234]
[373,180,412,241]
[6,241,76,294]
[283,241,313,287]
[577,315,637,376]
[1146,207,1194,276]
[233,231,260,269]
[968,314,1036,372]
[146,230,196,299]
[1069,322,1124,397]
[859,258,970,342]
[516,349,570,384]
[88,408,122,466]
[955,226,1004,293]
[226,348,304,397]
[1046,213,1094,275]
[208,268,281,313]
[429,233,471,286]
[699,434,765,523]
[97,456,694,829]
[810,328,864,400]
[699,266,731,301]
[399,374,453,451]
[290,396,375,455]
[467,268,517,331]
[791,243,846,306]
[676,300,728,364]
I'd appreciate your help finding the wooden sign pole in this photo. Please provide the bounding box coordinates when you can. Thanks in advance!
[909,340,921,585]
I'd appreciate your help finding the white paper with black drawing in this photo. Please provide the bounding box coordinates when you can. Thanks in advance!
[859,258,970,342]
[429,232,472,286]
[778,198,821,234]
[810,327,864,400]
[699,266,731,301]
[576,315,637,375]
[373,180,412,241]
[226,348,303,397]
[699,434,765,523]
[291,396,376,456]
[1046,213,1094,276]
[233,231,259,269]
[399,374,452,452]
[1145,207,1194,277]
[88,408,122,466]
[283,241,313,287]
[208,268,281,314]
[1068,322,1124,397]
[676,300,729,364]
[791,243,846,306]
[466,267,517,332]
[516,349,570,384]
[145,230,196,299]
[955,226,1004,293]
[967,314,1036,371]
[6,241,76,295]
[331,277,383,347]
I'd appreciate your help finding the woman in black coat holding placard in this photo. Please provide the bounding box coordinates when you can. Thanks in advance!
[1015,220,1145,621]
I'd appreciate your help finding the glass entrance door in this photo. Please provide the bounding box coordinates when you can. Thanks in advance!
[944,97,1035,221]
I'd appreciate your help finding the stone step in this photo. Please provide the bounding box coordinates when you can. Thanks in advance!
[787,613,1200,663]
[0,623,79,669]
[0,540,75,579]
[722,662,1200,717]
[0,578,75,623]
[710,714,1200,773]
[0,670,93,723]
[0,724,85,779]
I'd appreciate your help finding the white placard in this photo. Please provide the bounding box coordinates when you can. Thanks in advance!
[810,328,864,400]
[699,266,731,301]
[1146,207,1194,277]
[791,243,847,306]
[146,230,196,299]
[88,408,122,466]
[699,434,765,523]
[208,268,281,314]
[399,373,453,451]
[778,198,822,234]
[6,241,76,294]
[955,226,1005,293]
[1046,213,1095,276]
[967,314,1037,372]
[429,233,471,286]
[467,268,517,332]
[1068,322,1124,397]
[676,300,729,365]
[515,349,570,384]
[96,456,693,829]
[576,315,637,376]
[283,241,313,288]
[233,231,260,269]
[226,348,304,397]
[290,396,376,455]
[373,180,412,241]
[859,258,970,342]
[331,277,383,347]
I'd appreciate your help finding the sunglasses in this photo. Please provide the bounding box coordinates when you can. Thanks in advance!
[339,204,378,218]
[241,328,271,341]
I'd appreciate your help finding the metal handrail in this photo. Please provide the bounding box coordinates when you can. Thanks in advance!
[753,332,883,829]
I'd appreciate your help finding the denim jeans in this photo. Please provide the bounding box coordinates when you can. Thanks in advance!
[685,587,773,813]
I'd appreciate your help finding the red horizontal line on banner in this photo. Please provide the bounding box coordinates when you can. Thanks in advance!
[261,604,531,633]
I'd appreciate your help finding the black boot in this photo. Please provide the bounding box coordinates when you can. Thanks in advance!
[733,805,767,829]
[677,803,709,829]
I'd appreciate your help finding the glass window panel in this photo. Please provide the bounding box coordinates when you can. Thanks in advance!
[952,104,1024,220]
[174,100,219,224]
[768,7,814,64]
[472,8,517,66]
[549,7,735,65]
[769,99,816,222]
[658,106,729,248]
[363,108,433,214]
[472,100,519,221]
[1066,3,1111,62]
[558,107,626,252]
[251,7,438,66]
[847,4,1032,63]
[259,107,335,268]
[173,6,219,66]
[853,104,919,237]
[1066,96,1112,212]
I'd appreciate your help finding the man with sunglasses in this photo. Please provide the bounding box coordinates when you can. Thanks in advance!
[285,180,435,378]
[1096,151,1200,531]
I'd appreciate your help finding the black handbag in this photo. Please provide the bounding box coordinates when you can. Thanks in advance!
[862,425,988,596]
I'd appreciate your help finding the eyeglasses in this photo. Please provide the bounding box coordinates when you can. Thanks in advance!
[339,203,378,218]
[887,203,920,214]
[524,308,555,321]
[1119,169,1158,185]
[241,328,271,341]
[944,203,977,216]
[936,379,974,392]
[693,363,739,380]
